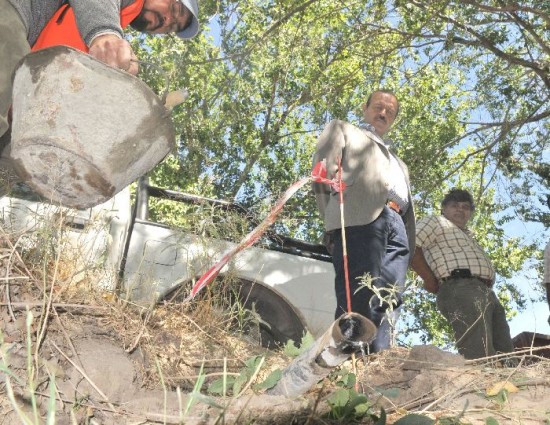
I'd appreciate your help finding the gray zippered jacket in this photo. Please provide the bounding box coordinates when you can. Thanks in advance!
[312,119,416,260]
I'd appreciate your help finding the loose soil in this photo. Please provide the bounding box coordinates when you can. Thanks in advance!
[1,235,549,424]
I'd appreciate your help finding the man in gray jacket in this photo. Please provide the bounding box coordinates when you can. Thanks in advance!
[0,0,199,141]
[312,90,415,353]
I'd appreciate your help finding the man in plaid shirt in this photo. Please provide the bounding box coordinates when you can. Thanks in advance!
[411,188,514,360]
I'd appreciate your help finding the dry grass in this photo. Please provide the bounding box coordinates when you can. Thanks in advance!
[1,220,550,424]
[0,223,296,423]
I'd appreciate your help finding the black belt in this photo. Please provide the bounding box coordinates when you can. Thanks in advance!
[441,268,493,287]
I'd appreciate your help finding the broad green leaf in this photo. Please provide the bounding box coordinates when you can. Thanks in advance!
[253,369,282,391]
[208,377,236,395]
[327,388,351,408]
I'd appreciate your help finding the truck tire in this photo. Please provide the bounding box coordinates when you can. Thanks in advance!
[232,280,306,349]
[160,278,306,349]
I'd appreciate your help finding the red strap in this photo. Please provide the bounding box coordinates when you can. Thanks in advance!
[189,175,312,299]
[311,160,347,192]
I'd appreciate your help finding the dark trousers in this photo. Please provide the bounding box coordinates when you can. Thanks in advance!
[437,278,514,359]
[331,206,410,352]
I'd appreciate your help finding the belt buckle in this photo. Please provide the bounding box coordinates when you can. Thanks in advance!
[451,268,472,278]
[387,200,401,214]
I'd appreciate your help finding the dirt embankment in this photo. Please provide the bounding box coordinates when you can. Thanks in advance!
[1,235,550,424]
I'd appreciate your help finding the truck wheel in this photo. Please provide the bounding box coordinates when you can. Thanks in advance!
[232,280,306,349]
[159,279,306,349]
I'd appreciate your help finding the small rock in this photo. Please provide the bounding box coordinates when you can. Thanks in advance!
[402,345,465,370]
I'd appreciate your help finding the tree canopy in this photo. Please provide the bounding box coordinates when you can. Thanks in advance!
[130,0,549,348]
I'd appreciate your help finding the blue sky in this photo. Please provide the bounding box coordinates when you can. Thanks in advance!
[505,218,549,337]
[510,298,549,336]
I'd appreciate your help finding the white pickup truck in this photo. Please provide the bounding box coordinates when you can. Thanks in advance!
[0,177,337,347]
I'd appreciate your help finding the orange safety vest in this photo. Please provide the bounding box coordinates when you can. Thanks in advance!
[32,0,145,52]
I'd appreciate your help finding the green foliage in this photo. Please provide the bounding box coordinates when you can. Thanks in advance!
[252,368,282,391]
[331,367,357,389]
[207,355,280,396]
[207,376,228,396]
[324,369,382,423]
[357,273,403,347]
[326,387,372,422]
[282,331,315,357]
[183,362,207,414]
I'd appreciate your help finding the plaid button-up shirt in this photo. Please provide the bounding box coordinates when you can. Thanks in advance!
[416,215,495,281]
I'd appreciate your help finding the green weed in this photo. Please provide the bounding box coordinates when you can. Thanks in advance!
[208,355,282,396]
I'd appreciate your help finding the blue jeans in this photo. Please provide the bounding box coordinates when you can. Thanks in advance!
[331,206,410,352]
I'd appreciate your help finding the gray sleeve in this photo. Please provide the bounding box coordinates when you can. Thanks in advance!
[312,120,345,219]
[69,0,132,46]
[10,0,61,46]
